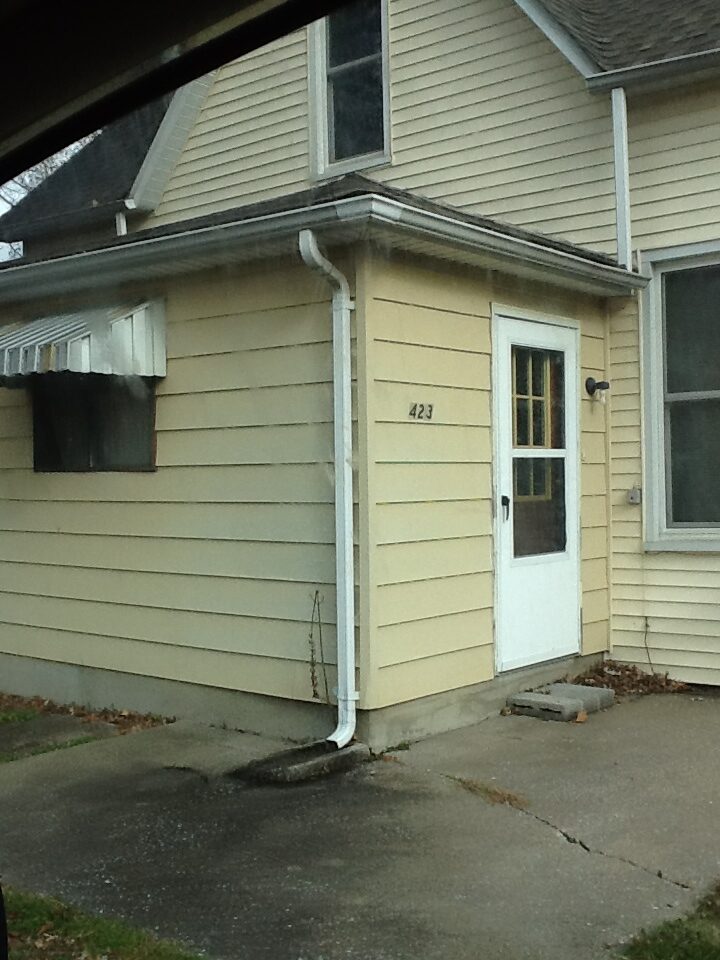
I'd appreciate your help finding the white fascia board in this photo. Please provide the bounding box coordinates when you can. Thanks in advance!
[511,0,599,78]
[128,75,214,212]
[357,196,647,295]
[0,194,647,303]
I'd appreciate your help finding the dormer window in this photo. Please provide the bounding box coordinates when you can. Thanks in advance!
[309,0,390,177]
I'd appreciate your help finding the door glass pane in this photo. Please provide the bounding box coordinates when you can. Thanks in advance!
[512,346,564,448]
[513,458,566,557]
[515,398,529,446]
[668,399,720,523]
[532,399,545,446]
[514,347,529,395]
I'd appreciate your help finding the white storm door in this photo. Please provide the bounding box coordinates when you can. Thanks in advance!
[494,315,580,672]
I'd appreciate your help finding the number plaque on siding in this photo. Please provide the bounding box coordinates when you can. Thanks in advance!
[408,403,433,421]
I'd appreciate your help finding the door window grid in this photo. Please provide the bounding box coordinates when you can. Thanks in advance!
[512,347,551,501]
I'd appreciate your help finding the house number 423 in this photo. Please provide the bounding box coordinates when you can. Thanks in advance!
[408,403,433,420]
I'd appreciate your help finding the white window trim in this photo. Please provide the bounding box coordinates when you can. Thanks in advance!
[307,1,391,181]
[641,240,720,552]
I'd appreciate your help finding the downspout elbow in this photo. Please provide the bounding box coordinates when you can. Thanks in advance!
[298,229,358,749]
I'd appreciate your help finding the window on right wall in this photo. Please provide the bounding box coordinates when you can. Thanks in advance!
[309,0,390,178]
[644,252,720,548]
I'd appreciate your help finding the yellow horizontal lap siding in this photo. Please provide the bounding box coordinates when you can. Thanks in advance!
[157,422,334,466]
[0,530,335,582]
[0,623,334,702]
[0,590,338,664]
[377,608,494,668]
[374,646,495,708]
[145,29,309,227]
[136,0,615,254]
[382,0,615,251]
[0,264,340,700]
[364,254,495,708]
[608,297,720,685]
[375,499,492,543]
[0,501,335,542]
[628,82,720,250]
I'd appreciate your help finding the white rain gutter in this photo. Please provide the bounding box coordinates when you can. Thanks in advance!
[298,228,358,749]
[0,195,646,305]
[611,87,632,269]
[587,47,720,93]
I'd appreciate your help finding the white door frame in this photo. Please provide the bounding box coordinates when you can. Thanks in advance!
[491,305,582,673]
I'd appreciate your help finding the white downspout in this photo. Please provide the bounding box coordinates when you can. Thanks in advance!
[298,229,358,749]
[611,86,632,269]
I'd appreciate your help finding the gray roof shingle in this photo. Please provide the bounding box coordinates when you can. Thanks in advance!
[540,0,720,71]
[0,95,172,239]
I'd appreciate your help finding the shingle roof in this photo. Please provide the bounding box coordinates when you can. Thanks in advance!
[0,173,619,270]
[540,0,720,72]
[0,95,172,239]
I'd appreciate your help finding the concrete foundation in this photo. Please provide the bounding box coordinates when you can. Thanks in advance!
[0,650,603,752]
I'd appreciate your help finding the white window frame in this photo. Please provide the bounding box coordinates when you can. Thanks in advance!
[307,0,391,180]
[642,240,720,551]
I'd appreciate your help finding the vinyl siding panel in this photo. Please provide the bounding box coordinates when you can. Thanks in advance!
[147,30,310,225]
[628,82,720,252]
[142,0,615,253]
[608,297,720,685]
[0,261,349,703]
[362,252,611,709]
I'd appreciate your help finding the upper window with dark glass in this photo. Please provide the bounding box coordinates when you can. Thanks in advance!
[32,373,156,473]
[324,0,387,165]
[663,264,720,524]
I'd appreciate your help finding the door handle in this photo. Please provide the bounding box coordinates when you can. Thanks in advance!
[501,494,510,521]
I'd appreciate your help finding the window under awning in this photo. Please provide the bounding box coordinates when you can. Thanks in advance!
[0,301,166,381]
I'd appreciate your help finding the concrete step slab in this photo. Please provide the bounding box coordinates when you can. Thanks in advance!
[506,692,584,722]
[543,683,615,712]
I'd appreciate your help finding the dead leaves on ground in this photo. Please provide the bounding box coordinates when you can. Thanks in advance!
[575,660,688,698]
[0,691,173,734]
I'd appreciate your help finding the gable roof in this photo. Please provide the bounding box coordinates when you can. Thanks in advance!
[516,0,720,77]
[0,95,172,241]
[539,0,720,72]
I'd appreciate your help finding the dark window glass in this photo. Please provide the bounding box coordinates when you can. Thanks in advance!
[664,265,720,393]
[329,60,384,161]
[668,399,720,523]
[32,373,155,472]
[326,0,384,163]
[327,0,381,67]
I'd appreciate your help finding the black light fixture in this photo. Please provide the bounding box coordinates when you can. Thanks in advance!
[585,377,610,397]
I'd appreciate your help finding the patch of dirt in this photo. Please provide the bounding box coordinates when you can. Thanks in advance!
[448,775,527,810]
[574,659,687,698]
[0,691,173,734]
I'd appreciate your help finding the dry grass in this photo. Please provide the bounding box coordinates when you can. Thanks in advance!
[447,775,526,810]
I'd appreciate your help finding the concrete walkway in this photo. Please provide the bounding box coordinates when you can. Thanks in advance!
[0,694,717,960]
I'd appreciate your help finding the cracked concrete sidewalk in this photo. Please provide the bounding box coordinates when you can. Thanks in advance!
[0,694,717,960]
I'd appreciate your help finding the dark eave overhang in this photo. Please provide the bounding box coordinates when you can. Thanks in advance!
[586,47,720,93]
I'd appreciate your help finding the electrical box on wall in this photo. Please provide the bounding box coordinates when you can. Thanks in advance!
[627,486,642,505]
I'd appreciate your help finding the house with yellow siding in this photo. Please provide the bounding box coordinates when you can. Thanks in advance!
[0,0,716,749]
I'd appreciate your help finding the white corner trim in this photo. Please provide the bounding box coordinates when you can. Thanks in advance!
[640,244,720,551]
[307,1,391,181]
[511,0,600,78]
[611,87,631,269]
[129,75,214,213]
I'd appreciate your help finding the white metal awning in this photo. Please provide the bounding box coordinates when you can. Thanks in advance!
[0,301,166,378]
